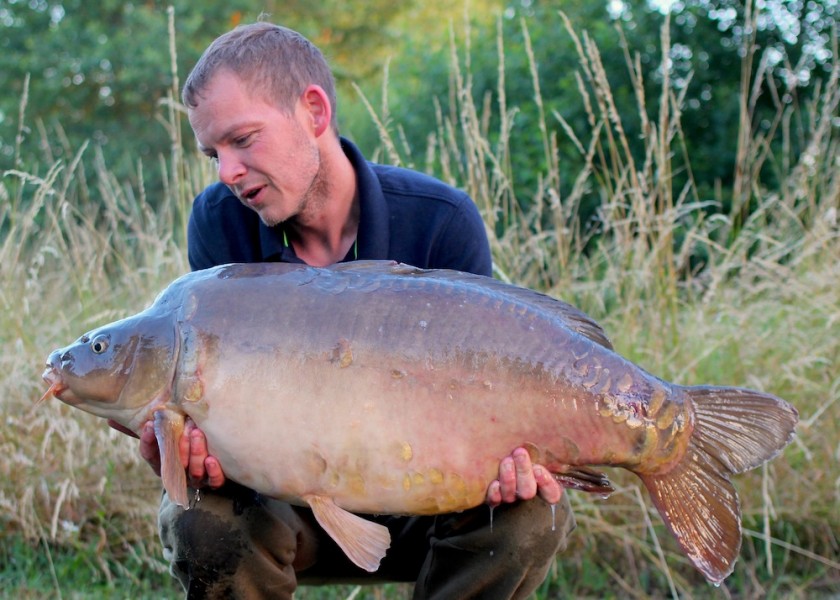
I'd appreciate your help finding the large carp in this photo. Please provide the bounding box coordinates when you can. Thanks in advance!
[41,261,797,583]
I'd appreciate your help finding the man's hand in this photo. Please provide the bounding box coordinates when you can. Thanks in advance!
[108,418,226,489]
[486,447,562,507]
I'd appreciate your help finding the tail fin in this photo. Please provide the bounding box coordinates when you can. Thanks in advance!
[638,386,798,583]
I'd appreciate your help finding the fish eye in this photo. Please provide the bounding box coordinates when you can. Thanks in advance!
[90,335,109,354]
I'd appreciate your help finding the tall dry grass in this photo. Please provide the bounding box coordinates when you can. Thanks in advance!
[1,9,838,599]
[362,11,840,598]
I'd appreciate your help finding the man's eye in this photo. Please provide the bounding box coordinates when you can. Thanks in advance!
[234,135,251,147]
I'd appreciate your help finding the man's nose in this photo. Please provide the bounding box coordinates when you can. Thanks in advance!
[217,151,246,185]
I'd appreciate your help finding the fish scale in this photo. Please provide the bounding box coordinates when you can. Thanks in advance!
[42,260,798,582]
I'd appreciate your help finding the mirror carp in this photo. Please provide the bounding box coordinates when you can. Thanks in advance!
[42,261,798,583]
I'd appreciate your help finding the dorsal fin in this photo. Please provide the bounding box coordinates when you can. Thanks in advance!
[328,261,613,350]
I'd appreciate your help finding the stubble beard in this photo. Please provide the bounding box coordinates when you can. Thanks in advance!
[261,146,329,229]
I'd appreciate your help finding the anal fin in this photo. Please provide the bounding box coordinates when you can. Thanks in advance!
[554,466,614,495]
[304,494,391,572]
[521,443,614,495]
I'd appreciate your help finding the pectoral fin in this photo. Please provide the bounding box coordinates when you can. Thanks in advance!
[304,494,391,572]
[153,407,189,508]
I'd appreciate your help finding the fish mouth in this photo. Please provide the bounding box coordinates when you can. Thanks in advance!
[40,352,74,405]
[39,366,69,406]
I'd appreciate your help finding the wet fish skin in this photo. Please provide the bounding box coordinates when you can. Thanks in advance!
[41,261,798,582]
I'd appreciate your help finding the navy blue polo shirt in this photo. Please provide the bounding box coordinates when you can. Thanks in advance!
[187,138,492,277]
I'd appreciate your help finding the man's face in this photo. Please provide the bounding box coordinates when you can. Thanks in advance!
[187,70,324,227]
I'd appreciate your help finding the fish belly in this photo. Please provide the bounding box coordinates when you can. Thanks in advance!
[183,339,652,516]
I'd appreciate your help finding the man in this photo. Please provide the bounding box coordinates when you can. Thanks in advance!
[126,22,575,599]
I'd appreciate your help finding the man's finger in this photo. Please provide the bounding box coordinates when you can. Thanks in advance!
[139,422,162,476]
[485,480,502,508]
[513,447,537,501]
[534,465,563,505]
[188,427,209,483]
[204,457,226,489]
[498,456,517,503]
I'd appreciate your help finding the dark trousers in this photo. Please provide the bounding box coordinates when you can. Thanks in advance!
[159,482,575,599]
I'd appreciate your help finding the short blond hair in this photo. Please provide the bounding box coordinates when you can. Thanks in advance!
[183,22,338,130]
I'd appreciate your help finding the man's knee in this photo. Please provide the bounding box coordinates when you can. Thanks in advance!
[498,494,576,559]
[161,500,247,569]
[159,492,253,595]
[158,485,300,598]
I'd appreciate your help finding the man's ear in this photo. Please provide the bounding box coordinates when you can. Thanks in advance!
[300,85,332,137]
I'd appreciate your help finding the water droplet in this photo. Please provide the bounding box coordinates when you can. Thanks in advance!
[550,503,556,531]
[488,505,495,533]
[713,582,721,588]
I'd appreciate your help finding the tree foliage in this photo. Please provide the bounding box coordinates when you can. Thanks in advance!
[1,1,244,182]
[367,0,837,220]
[1,0,835,215]
[0,0,415,194]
